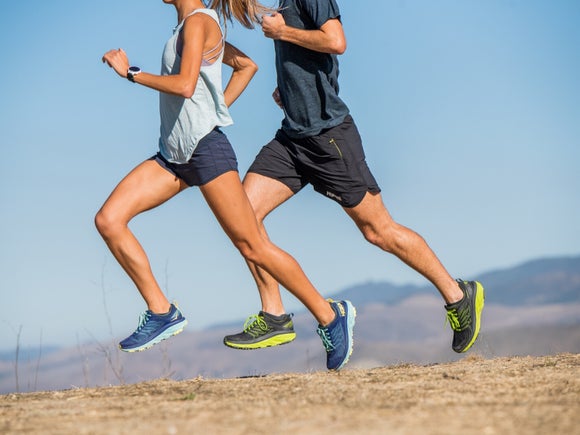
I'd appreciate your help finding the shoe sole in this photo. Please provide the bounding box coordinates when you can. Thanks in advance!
[332,300,357,371]
[458,281,485,353]
[224,332,297,350]
[120,319,188,353]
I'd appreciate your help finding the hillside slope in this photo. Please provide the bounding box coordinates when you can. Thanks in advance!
[2,353,578,435]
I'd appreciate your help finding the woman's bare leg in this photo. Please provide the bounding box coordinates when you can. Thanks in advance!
[200,171,335,326]
[95,159,187,313]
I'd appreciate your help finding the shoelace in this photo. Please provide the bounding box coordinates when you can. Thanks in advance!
[446,306,471,332]
[243,315,270,338]
[135,311,153,334]
[317,327,335,352]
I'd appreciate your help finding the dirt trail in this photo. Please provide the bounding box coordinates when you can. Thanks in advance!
[1,353,578,435]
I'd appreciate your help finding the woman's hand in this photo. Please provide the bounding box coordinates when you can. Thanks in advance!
[102,48,130,79]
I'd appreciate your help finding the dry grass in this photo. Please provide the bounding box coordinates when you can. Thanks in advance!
[1,353,578,434]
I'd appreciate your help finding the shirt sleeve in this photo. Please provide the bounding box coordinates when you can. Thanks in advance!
[301,0,341,28]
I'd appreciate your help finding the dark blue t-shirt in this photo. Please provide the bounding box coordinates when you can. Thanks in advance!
[275,0,350,138]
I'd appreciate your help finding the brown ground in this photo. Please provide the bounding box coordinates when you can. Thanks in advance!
[1,353,578,435]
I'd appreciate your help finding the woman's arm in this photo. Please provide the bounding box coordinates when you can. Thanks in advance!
[222,42,258,107]
[102,14,208,98]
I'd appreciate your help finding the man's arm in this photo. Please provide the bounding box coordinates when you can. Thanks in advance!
[261,13,346,54]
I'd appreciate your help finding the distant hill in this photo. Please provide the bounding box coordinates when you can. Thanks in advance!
[331,254,580,307]
[1,254,579,394]
[472,255,580,305]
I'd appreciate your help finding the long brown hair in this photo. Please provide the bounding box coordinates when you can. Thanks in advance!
[207,0,275,29]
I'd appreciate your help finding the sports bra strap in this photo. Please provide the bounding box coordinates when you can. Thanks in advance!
[181,9,224,63]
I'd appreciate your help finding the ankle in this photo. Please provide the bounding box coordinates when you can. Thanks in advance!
[318,303,336,327]
[444,281,465,305]
[262,306,286,317]
[149,302,172,315]
[262,311,289,322]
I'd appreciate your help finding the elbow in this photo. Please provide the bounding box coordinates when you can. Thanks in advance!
[248,63,259,81]
[332,39,347,55]
[327,33,347,54]
[249,60,259,76]
[240,58,259,78]
[180,83,196,99]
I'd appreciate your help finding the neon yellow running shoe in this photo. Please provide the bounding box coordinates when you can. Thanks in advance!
[445,280,485,353]
[223,312,296,350]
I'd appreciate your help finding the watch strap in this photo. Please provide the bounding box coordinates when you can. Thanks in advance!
[127,66,141,83]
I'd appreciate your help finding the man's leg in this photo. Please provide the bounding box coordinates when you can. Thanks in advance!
[344,191,484,353]
[223,172,302,349]
[343,191,463,304]
[243,172,296,314]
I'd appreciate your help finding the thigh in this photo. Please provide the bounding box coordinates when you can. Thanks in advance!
[199,171,262,244]
[99,159,187,223]
[243,172,295,221]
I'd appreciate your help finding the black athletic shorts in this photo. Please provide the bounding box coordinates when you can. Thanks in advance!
[153,128,238,187]
[248,115,380,208]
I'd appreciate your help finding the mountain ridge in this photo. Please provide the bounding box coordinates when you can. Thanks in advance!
[295,253,580,312]
[1,254,579,394]
[203,253,580,330]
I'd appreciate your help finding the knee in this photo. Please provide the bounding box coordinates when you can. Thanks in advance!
[360,224,384,247]
[94,208,121,241]
[232,237,257,262]
[233,237,268,265]
[360,221,404,254]
[252,209,267,227]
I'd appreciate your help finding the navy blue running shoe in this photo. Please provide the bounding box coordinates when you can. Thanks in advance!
[119,303,187,352]
[316,300,356,371]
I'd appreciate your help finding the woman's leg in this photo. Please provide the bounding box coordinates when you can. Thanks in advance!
[95,159,188,313]
[200,171,335,326]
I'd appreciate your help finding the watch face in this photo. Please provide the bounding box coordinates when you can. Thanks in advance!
[129,66,141,73]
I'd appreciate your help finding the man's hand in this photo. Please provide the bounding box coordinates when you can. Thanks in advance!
[261,14,346,55]
[272,87,283,109]
[262,13,286,40]
[102,48,130,79]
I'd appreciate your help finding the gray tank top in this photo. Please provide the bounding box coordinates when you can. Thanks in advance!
[158,9,233,163]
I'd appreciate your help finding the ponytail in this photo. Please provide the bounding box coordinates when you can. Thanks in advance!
[207,0,275,29]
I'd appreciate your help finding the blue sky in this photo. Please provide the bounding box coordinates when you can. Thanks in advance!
[1,0,579,350]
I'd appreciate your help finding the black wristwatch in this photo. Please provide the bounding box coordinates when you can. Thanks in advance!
[127,66,141,83]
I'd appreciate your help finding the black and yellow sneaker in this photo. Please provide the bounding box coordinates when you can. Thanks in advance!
[445,280,485,353]
[223,311,296,350]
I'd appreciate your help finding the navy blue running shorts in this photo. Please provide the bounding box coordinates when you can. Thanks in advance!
[153,128,238,187]
[248,115,381,208]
